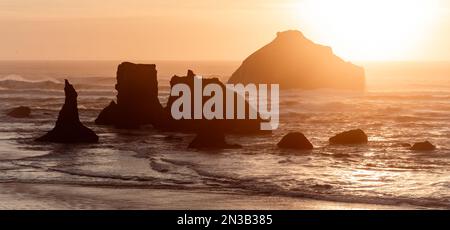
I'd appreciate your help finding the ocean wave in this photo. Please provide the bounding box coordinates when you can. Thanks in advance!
[0,76,113,91]
[3,152,449,209]
[0,79,62,90]
[187,165,450,209]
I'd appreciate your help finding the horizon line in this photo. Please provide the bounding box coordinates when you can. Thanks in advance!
[0,59,450,63]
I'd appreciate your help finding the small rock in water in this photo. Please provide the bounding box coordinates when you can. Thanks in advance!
[95,62,167,129]
[329,129,368,145]
[7,106,31,118]
[411,141,436,151]
[277,132,313,150]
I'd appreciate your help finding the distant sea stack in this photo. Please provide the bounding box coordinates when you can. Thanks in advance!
[95,62,167,129]
[36,80,98,143]
[228,30,365,90]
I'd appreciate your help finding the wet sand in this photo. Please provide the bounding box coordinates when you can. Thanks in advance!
[0,183,418,210]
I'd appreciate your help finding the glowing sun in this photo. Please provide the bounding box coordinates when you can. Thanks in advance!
[293,0,440,60]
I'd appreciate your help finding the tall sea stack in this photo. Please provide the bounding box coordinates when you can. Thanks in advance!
[95,62,167,128]
[36,80,98,143]
[228,30,365,90]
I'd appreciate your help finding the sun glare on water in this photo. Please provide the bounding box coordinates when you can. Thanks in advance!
[293,0,441,61]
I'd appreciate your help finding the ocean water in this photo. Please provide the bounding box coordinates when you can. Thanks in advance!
[0,61,449,209]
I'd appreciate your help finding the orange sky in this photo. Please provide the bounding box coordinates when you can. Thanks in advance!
[0,0,448,61]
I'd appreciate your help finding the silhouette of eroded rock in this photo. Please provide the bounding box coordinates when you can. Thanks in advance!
[95,62,167,128]
[228,30,365,90]
[36,80,98,143]
[411,141,436,151]
[164,70,266,134]
[278,132,313,150]
[7,106,31,118]
[329,129,368,145]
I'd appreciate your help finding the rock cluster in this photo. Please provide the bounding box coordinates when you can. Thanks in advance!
[35,62,436,152]
[95,63,265,134]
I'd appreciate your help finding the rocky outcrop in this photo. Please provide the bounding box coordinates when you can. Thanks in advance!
[95,62,167,129]
[228,30,365,90]
[329,129,368,145]
[7,106,31,118]
[411,141,436,151]
[188,124,241,149]
[164,70,266,134]
[277,132,314,150]
[36,80,98,143]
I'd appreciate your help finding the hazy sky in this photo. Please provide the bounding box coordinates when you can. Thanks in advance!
[0,0,449,61]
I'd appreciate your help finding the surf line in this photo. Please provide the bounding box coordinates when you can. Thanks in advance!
[170,75,279,131]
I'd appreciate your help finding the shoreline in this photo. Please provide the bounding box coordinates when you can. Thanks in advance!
[0,182,418,210]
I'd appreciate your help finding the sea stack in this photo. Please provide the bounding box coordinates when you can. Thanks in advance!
[36,80,98,143]
[95,62,167,129]
[164,70,265,134]
[228,30,365,90]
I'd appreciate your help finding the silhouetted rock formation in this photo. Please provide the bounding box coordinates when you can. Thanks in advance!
[329,129,368,145]
[278,132,313,150]
[36,80,98,143]
[95,62,167,129]
[228,30,365,90]
[7,106,31,118]
[188,124,241,149]
[96,63,266,133]
[164,70,266,134]
[411,141,436,151]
